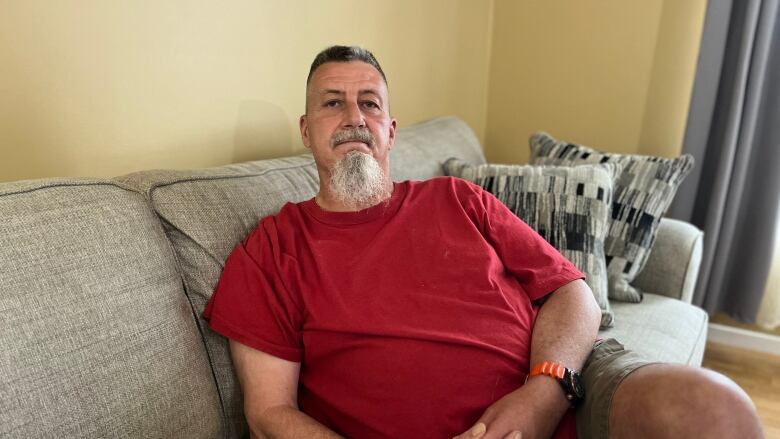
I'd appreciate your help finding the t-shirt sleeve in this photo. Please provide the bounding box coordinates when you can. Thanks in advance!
[461,180,584,302]
[202,219,303,363]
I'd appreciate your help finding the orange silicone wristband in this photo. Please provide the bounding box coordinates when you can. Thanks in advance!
[529,361,566,380]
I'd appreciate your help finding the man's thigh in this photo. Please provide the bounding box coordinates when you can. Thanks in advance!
[576,338,657,439]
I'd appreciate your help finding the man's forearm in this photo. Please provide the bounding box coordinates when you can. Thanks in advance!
[250,405,343,439]
[526,279,601,434]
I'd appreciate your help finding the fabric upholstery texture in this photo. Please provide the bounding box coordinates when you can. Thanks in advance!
[599,293,709,366]
[389,117,487,182]
[530,132,695,303]
[444,159,620,328]
[0,180,222,439]
[632,218,704,303]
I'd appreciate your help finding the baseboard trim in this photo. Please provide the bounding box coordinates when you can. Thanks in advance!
[707,323,780,357]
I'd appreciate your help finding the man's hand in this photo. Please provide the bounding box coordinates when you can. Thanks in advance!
[452,376,570,439]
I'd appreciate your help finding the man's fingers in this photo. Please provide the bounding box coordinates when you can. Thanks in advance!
[453,422,486,439]
[468,422,487,437]
[453,423,522,439]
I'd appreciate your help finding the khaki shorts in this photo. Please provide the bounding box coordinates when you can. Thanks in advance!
[575,338,657,439]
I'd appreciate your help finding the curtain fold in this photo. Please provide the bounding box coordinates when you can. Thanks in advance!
[669,0,780,322]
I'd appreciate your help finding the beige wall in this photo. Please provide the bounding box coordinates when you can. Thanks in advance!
[0,0,493,181]
[484,0,707,164]
[639,0,708,157]
[1,0,706,182]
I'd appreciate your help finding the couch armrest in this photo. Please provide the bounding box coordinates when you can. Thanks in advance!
[631,218,704,303]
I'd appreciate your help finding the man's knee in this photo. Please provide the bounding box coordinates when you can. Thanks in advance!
[609,364,763,439]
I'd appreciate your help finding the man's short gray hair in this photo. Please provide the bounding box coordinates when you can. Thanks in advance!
[306,45,387,86]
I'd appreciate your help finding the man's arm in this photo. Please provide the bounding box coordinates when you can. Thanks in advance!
[454,279,601,439]
[525,278,601,432]
[229,340,343,439]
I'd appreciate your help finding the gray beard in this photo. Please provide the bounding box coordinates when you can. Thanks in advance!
[328,151,390,211]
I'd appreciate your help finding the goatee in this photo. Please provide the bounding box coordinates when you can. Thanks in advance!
[328,151,391,211]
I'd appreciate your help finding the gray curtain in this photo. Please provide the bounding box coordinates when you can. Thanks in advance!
[669,0,780,322]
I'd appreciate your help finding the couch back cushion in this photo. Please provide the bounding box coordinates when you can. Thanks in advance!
[0,180,222,438]
[116,116,486,436]
[117,157,320,438]
[389,116,487,181]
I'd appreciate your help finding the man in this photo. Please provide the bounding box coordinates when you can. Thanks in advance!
[204,46,763,438]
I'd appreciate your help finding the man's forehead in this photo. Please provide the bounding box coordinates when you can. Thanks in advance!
[318,88,380,96]
[309,62,386,91]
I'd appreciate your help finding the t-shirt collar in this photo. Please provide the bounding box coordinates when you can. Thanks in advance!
[302,181,408,225]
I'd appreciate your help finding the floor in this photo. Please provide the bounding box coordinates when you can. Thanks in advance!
[710,312,780,337]
[702,341,780,438]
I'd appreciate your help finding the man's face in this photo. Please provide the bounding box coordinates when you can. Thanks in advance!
[300,61,397,179]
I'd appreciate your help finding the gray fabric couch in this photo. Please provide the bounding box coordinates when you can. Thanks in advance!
[0,116,707,438]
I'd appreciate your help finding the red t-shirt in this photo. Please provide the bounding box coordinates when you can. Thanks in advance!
[204,177,583,438]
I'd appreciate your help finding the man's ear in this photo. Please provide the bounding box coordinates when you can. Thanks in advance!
[299,115,311,149]
[387,118,397,150]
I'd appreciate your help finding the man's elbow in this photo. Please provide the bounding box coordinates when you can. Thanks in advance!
[578,280,602,330]
[246,403,296,439]
[561,279,601,331]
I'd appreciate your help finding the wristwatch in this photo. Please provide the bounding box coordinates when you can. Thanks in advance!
[528,361,585,405]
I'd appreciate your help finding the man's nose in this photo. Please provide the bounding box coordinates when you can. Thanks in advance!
[342,101,366,128]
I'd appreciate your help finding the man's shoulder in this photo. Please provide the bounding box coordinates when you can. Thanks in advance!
[399,177,489,218]
[247,200,308,237]
[254,200,301,221]
[408,175,480,191]
[406,176,484,199]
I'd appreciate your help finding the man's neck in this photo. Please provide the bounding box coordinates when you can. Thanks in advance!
[314,183,394,213]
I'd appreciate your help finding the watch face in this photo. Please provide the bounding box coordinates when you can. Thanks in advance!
[562,369,585,402]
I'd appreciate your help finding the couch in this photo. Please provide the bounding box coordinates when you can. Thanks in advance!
[0,116,707,438]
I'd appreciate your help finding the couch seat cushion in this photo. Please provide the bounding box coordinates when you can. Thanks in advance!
[598,293,708,366]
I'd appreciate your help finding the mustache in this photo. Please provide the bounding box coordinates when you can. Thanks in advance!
[331,128,376,148]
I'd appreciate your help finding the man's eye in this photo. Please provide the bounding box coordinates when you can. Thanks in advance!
[362,101,379,109]
[325,100,340,108]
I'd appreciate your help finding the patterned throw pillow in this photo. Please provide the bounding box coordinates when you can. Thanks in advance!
[444,158,620,328]
[529,132,694,303]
